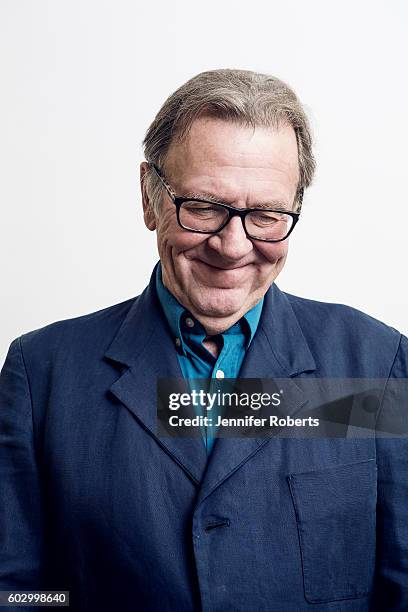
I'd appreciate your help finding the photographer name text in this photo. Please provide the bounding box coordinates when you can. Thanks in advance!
[167,415,319,428]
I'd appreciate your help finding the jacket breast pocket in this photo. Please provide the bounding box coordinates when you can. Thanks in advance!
[287,459,377,604]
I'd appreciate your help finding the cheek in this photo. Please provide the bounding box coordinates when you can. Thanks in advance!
[255,240,289,264]
[156,212,208,254]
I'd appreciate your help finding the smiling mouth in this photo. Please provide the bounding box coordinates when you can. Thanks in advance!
[193,259,251,271]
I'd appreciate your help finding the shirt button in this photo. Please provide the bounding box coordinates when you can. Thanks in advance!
[175,338,181,347]
[215,369,225,379]
[185,317,195,328]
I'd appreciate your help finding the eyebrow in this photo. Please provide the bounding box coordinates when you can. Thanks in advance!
[183,191,292,211]
[183,191,227,204]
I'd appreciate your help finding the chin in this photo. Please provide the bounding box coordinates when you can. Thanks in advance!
[189,286,249,318]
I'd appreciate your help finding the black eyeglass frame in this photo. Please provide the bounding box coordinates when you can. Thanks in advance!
[149,162,302,243]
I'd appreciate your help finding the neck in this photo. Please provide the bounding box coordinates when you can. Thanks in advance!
[202,336,222,358]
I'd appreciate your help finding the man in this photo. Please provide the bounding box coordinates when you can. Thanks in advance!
[0,69,407,611]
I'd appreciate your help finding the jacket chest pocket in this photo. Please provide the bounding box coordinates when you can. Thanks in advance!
[288,459,377,604]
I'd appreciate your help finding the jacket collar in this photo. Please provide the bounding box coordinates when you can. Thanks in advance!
[254,282,316,378]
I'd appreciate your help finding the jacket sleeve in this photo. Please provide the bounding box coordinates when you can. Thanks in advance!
[0,338,45,594]
[374,334,408,610]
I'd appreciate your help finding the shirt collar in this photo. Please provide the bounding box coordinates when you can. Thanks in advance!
[155,262,263,354]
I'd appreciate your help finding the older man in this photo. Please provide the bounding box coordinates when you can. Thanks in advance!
[0,69,407,611]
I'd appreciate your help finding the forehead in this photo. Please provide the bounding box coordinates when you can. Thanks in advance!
[164,117,300,203]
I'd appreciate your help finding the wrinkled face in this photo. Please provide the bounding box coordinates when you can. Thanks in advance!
[141,117,300,333]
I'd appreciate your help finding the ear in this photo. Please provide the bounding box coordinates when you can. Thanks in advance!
[140,162,157,231]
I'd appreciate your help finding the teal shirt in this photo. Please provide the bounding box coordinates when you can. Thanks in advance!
[155,264,263,454]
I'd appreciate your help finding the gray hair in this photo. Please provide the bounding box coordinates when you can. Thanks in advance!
[142,68,316,214]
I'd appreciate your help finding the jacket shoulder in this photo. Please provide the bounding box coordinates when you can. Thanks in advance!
[18,297,137,361]
[284,292,403,375]
[286,292,398,332]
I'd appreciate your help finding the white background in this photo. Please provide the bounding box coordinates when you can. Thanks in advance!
[1,0,407,364]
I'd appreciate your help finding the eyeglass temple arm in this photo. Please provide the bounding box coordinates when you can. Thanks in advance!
[148,162,174,195]
[296,187,304,212]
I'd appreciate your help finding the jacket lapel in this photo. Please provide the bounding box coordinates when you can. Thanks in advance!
[105,268,208,485]
[197,285,317,503]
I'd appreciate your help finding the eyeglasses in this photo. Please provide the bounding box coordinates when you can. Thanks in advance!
[149,163,301,243]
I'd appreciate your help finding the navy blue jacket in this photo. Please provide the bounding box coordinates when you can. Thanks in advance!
[1,269,407,611]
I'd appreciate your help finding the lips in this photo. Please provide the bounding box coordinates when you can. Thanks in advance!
[193,258,252,272]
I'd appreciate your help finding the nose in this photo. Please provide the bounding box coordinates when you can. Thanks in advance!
[207,216,253,262]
